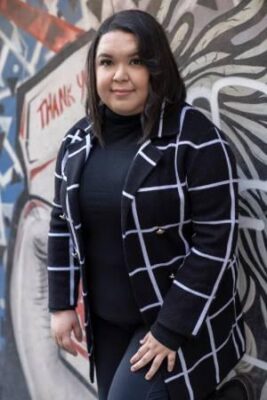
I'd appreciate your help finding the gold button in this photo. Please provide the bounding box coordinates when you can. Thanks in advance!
[156,227,165,235]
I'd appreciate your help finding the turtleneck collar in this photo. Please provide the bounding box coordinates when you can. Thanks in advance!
[102,106,142,145]
[105,106,142,125]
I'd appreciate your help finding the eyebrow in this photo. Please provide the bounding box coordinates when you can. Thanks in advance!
[96,52,140,58]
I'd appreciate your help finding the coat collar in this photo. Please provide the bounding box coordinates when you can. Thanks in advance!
[121,140,164,231]
[149,100,185,139]
[64,101,187,234]
[67,100,186,150]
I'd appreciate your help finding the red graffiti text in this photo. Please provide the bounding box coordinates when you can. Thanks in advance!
[76,69,87,102]
[37,84,75,129]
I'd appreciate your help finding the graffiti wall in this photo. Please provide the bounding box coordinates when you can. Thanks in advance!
[0,0,266,399]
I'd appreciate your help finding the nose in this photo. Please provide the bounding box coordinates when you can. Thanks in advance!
[113,64,129,82]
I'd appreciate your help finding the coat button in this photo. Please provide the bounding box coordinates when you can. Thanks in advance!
[169,273,175,280]
[59,213,66,220]
[156,227,165,235]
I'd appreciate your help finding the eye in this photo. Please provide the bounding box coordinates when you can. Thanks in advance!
[99,59,112,67]
[130,58,144,66]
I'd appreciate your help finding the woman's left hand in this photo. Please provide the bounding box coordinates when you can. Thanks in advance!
[130,331,176,380]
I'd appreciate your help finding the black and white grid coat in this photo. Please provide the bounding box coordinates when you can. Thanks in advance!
[47,102,245,400]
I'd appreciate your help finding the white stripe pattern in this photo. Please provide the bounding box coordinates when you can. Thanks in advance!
[65,193,81,262]
[61,150,69,181]
[131,198,163,304]
[138,182,186,192]
[140,302,161,312]
[192,127,236,335]
[209,294,235,319]
[136,139,151,156]
[48,232,70,237]
[62,133,82,142]
[177,349,194,400]
[188,179,238,192]
[174,106,191,255]
[139,150,156,166]
[174,280,211,300]
[52,201,62,208]
[54,172,63,179]
[122,191,135,200]
[84,122,92,132]
[165,315,243,384]
[47,110,244,398]
[192,219,238,225]
[129,255,185,277]
[67,184,80,191]
[157,100,165,138]
[191,247,225,262]
[231,328,240,360]
[68,145,87,158]
[48,266,79,271]
[85,134,91,161]
[69,238,75,306]
[206,318,220,383]
[70,129,81,144]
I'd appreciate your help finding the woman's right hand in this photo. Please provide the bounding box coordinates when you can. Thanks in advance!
[50,309,83,356]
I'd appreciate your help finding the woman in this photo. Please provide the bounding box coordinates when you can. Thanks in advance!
[48,9,246,400]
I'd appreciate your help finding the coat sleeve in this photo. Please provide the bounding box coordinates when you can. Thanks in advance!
[47,138,80,312]
[151,125,239,346]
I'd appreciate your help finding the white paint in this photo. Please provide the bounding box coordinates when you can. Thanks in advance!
[243,354,267,371]
[210,77,267,128]
[239,216,265,231]
[0,30,35,75]
[239,179,267,193]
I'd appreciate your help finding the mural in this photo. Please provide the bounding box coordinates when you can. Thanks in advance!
[0,0,266,399]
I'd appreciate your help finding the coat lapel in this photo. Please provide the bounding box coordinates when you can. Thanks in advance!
[61,101,185,259]
[121,101,186,231]
[62,132,93,261]
[121,140,164,232]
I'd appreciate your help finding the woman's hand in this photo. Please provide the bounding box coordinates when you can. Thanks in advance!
[50,309,83,356]
[130,331,176,380]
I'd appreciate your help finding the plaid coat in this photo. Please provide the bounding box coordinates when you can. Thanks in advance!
[47,102,245,400]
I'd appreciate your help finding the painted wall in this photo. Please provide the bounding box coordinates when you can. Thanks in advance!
[0,1,266,399]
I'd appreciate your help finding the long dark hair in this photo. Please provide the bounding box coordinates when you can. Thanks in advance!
[85,9,186,142]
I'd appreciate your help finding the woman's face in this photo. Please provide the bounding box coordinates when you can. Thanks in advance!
[95,30,150,115]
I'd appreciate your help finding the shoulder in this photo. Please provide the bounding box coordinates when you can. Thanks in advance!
[162,102,226,145]
[61,116,93,145]
[180,104,225,144]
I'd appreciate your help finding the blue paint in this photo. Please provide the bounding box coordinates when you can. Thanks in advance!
[0,264,5,352]
[0,150,13,174]
[0,15,14,37]
[2,182,24,203]
[58,0,82,23]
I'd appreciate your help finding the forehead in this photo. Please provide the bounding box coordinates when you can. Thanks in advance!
[96,30,139,56]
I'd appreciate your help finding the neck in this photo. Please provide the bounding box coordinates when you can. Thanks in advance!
[101,106,142,145]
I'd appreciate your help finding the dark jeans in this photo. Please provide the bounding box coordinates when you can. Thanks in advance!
[91,314,235,400]
[91,314,169,400]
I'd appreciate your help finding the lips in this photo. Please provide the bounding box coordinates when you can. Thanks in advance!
[111,89,134,95]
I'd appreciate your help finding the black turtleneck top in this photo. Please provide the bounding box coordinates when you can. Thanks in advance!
[79,107,143,326]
